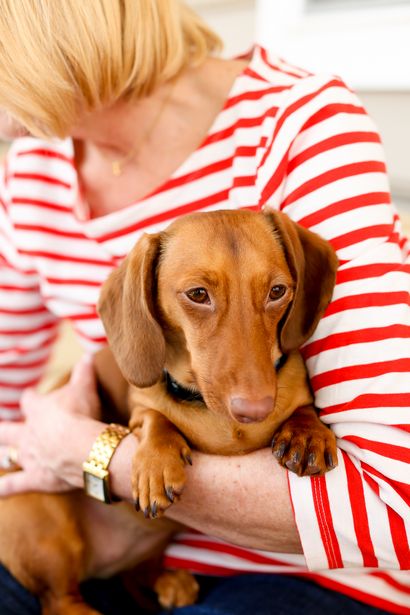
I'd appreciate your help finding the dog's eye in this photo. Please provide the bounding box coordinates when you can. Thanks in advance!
[186,288,210,304]
[269,285,287,301]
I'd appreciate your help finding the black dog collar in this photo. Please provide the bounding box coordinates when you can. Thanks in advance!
[165,355,287,404]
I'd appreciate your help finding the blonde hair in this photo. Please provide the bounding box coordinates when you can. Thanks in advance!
[0,0,221,138]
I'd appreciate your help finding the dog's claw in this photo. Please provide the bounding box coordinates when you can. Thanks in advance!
[184,453,193,466]
[307,452,320,474]
[273,441,287,460]
[325,451,335,469]
[143,506,150,519]
[166,486,175,503]
[151,501,158,518]
[134,498,140,512]
[285,450,301,472]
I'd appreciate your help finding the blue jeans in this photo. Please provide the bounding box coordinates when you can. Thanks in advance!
[0,563,391,615]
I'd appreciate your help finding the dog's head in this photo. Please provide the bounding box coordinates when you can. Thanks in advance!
[98,210,338,424]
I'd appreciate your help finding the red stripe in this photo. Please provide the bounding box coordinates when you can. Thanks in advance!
[362,463,410,505]
[173,538,292,567]
[14,223,85,240]
[74,328,106,344]
[331,224,393,251]
[242,67,269,82]
[18,249,112,267]
[303,325,410,359]
[0,320,56,336]
[96,189,230,243]
[224,85,291,110]
[336,262,410,285]
[301,103,367,133]
[311,358,410,391]
[320,393,410,417]
[233,176,255,187]
[287,132,381,174]
[388,506,410,571]
[203,109,278,148]
[0,284,39,292]
[163,556,236,576]
[10,172,71,189]
[298,192,391,228]
[0,377,41,389]
[371,571,410,596]
[17,148,73,165]
[149,157,234,198]
[0,402,20,410]
[311,476,343,568]
[0,357,49,370]
[45,277,103,287]
[0,334,57,356]
[281,161,387,209]
[0,305,48,316]
[69,312,98,321]
[11,197,71,213]
[344,436,410,464]
[324,291,409,317]
[344,455,378,567]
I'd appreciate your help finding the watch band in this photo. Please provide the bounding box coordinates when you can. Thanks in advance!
[82,423,130,503]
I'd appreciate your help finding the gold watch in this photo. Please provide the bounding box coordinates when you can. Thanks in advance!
[82,423,130,503]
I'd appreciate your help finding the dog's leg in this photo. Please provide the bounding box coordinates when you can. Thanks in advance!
[271,405,338,476]
[129,407,192,518]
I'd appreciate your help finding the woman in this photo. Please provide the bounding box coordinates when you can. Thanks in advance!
[0,1,408,614]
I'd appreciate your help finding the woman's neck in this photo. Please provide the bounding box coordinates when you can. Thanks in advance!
[72,56,249,219]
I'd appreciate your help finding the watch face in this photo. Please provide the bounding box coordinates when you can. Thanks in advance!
[83,472,108,502]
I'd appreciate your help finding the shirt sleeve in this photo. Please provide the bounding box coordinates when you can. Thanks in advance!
[0,163,58,419]
[259,75,410,570]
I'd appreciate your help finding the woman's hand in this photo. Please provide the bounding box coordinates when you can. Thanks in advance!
[0,354,103,496]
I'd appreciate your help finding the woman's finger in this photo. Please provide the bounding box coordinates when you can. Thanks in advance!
[69,353,96,390]
[0,470,43,497]
[20,387,39,417]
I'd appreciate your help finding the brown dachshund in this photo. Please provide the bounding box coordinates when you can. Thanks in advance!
[0,209,338,613]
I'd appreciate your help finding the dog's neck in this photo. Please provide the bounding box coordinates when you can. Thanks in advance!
[164,354,287,405]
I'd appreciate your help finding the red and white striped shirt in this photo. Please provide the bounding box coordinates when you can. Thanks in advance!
[0,47,409,613]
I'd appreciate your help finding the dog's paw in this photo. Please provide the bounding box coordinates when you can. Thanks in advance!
[271,405,337,477]
[131,435,192,518]
[154,570,199,609]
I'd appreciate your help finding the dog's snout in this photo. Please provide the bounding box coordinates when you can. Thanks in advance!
[230,396,274,423]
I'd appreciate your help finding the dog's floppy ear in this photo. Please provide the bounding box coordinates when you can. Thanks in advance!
[264,209,338,352]
[97,233,165,387]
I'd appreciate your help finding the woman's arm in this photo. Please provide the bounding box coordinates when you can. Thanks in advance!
[0,161,59,421]
[0,355,302,553]
[258,71,410,570]
[110,437,303,553]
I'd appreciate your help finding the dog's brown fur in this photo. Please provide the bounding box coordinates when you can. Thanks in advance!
[0,209,338,613]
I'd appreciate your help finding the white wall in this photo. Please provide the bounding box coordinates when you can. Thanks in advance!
[187,0,256,57]
[255,0,410,90]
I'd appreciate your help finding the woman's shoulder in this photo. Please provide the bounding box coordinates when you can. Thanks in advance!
[236,45,356,121]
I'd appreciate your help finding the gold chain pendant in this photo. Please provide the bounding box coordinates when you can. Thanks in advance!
[112,160,122,176]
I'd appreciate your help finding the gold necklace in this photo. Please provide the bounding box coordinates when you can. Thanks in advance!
[109,79,176,176]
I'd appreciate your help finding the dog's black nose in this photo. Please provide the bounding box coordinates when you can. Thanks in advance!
[230,396,274,423]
